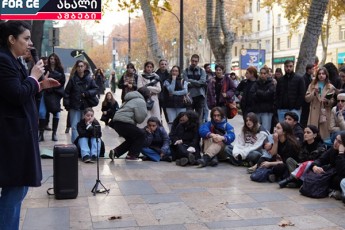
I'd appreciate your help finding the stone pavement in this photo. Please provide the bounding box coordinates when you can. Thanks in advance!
[20,89,345,230]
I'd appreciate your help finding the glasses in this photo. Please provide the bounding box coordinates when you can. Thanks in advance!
[337,100,345,103]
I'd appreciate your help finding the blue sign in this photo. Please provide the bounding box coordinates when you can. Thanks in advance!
[338,52,345,64]
[240,49,266,69]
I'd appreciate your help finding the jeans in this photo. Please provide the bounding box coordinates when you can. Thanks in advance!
[69,109,83,143]
[0,186,28,230]
[166,108,186,126]
[141,148,161,162]
[78,137,101,158]
[277,109,301,122]
[256,112,273,131]
[341,178,345,196]
[38,95,60,119]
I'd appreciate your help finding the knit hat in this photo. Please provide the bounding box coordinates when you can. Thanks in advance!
[284,111,299,121]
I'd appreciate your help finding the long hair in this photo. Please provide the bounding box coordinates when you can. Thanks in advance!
[47,53,64,73]
[169,65,181,79]
[305,125,323,144]
[242,112,260,134]
[246,66,258,79]
[311,67,330,85]
[211,107,225,120]
[279,121,299,152]
[102,92,116,107]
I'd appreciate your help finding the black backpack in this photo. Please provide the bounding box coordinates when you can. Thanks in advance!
[299,167,336,198]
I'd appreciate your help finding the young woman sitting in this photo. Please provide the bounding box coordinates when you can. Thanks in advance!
[100,92,119,126]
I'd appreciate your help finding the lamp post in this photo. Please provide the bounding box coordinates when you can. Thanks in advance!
[128,13,131,63]
[271,6,274,70]
[159,1,183,70]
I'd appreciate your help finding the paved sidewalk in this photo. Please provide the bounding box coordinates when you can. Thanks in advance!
[20,89,345,229]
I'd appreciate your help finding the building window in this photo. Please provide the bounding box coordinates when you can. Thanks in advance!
[257,20,260,32]
[340,25,345,40]
[235,46,238,56]
[298,34,302,45]
[267,11,271,29]
[277,14,281,27]
[249,43,252,49]
[287,36,291,48]
[277,38,280,50]
[249,20,253,32]
[265,40,271,53]
[257,0,260,12]
[249,0,252,13]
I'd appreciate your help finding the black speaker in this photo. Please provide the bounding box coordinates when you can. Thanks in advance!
[53,144,78,199]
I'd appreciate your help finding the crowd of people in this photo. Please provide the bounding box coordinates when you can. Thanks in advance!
[1,20,345,229]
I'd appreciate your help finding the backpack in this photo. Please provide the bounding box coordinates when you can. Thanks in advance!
[299,167,336,198]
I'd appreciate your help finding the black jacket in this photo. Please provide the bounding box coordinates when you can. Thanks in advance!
[63,70,99,110]
[77,119,101,138]
[155,69,170,102]
[249,78,275,113]
[312,147,345,179]
[235,79,256,115]
[275,72,305,110]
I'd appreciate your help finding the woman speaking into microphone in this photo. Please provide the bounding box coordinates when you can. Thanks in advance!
[0,20,59,229]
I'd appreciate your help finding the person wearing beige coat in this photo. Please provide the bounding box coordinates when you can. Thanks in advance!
[137,61,162,128]
[305,67,335,140]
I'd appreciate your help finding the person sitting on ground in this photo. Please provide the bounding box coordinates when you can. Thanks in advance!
[100,92,119,126]
[329,93,345,143]
[278,125,326,188]
[141,116,171,162]
[225,112,270,167]
[169,111,200,166]
[198,107,235,167]
[109,87,149,161]
[284,111,304,146]
[256,121,300,183]
[77,108,101,163]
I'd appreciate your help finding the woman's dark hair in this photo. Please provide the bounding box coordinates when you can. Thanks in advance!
[324,62,339,85]
[304,125,323,144]
[210,107,225,120]
[102,92,116,107]
[171,112,186,131]
[147,116,161,126]
[0,21,31,48]
[184,110,199,132]
[144,61,154,69]
[215,64,225,71]
[312,67,330,85]
[137,86,151,101]
[275,68,283,74]
[95,68,104,76]
[47,53,64,73]
[83,107,94,115]
[279,121,299,152]
[243,112,260,134]
[126,62,136,72]
[170,65,181,76]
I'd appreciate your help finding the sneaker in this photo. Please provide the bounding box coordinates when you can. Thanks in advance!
[161,155,172,162]
[91,155,97,163]
[188,153,196,165]
[329,190,342,200]
[179,157,188,166]
[82,155,91,163]
[247,164,257,174]
[175,159,181,166]
[268,174,276,183]
[125,155,142,161]
[109,149,115,161]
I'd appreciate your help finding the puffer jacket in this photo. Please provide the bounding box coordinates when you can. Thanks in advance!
[143,126,170,154]
[113,91,147,125]
[199,118,235,145]
[249,77,275,113]
[63,70,98,110]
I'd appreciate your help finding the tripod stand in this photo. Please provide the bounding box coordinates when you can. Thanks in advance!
[91,132,110,196]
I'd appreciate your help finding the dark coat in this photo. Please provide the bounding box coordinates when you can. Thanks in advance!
[77,119,101,138]
[155,69,170,102]
[63,71,99,110]
[43,69,65,113]
[275,72,305,110]
[235,79,256,116]
[0,48,42,187]
[249,78,275,113]
[143,126,170,154]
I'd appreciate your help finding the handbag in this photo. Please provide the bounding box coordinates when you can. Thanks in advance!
[84,96,99,107]
[225,101,238,119]
[146,98,155,110]
[183,94,193,107]
[44,92,62,113]
[250,167,273,182]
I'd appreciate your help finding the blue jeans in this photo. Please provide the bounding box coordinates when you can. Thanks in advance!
[78,137,101,158]
[141,147,172,162]
[341,178,345,196]
[277,109,301,123]
[70,109,83,143]
[0,186,28,230]
[38,95,60,119]
[256,112,273,131]
[166,108,186,125]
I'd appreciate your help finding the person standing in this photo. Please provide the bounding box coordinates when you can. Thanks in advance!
[63,60,99,143]
[183,54,207,123]
[275,60,305,122]
[118,63,138,103]
[94,68,105,98]
[203,63,215,122]
[109,70,117,94]
[300,64,314,128]
[155,59,170,124]
[0,20,58,229]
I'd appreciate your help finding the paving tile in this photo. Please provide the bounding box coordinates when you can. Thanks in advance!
[88,195,132,216]
[248,192,290,202]
[286,215,338,229]
[129,203,159,226]
[205,217,282,229]
[139,224,186,230]
[227,202,263,209]
[117,180,157,195]
[22,207,69,230]
[302,202,341,210]
[141,193,181,204]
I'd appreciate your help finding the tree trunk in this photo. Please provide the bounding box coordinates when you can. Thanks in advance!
[206,0,235,73]
[139,0,163,65]
[295,0,329,76]
[319,4,331,66]
[31,21,45,57]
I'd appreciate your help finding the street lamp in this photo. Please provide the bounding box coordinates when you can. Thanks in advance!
[159,0,184,70]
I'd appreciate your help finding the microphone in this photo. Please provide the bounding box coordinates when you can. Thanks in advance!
[30,47,39,64]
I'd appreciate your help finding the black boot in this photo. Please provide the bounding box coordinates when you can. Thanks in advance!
[52,118,59,141]
[208,156,218,167]
[197,154,211,168]
[278,175,296,188]
[38,119,45,142]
